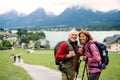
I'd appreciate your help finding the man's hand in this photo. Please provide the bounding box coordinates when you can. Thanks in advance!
[78,48,83,55]
[67,51,75,58]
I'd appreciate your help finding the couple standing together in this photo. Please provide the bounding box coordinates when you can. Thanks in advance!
[55,29,102,80]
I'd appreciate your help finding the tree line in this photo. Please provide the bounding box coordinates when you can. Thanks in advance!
[0,29,50,50]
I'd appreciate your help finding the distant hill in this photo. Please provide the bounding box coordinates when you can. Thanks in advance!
[0,7,120,30]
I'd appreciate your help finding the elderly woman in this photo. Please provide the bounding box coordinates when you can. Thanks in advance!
[78,30,102,80]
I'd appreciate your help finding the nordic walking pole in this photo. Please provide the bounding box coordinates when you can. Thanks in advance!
[75,60,82,80]
[86,64,89,80]
[82,60,87,80]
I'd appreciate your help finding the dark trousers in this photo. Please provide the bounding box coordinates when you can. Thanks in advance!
[88,72,101,80]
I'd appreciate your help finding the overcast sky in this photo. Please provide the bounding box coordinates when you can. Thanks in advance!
[0,0,120,15]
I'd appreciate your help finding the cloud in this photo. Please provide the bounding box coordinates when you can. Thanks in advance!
[38,0,120,15]
[0,0,120,15]
[80,0,120,12]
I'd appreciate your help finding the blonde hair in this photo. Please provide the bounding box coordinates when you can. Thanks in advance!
[78,30,93,42]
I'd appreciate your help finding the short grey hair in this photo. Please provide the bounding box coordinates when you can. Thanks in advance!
[69,29,78,35]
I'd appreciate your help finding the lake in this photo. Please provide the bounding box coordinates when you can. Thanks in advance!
[44,31,120,48]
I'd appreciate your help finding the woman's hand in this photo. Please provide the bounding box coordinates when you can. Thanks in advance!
[83,56,87,61]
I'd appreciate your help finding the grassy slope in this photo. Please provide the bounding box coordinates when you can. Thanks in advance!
[0,50,32,80]
[22,50,120,80]
[0,49,120,80]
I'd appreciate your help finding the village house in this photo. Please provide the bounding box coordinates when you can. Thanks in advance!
[27,41,34,53]
[3,34,17,41]
[40,39,48,49]
[103,34,120,53]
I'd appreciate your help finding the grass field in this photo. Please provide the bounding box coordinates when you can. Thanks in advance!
[0,50,32,80]
[0,49,120,80]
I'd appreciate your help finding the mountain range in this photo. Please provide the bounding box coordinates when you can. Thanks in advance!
[0,7,120,29]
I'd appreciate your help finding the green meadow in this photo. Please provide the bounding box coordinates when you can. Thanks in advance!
[0,50,32,80]
[0,49,120,80]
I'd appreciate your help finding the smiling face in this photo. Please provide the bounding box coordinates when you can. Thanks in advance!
[78,30,93,44]
[69,29,78,42]
[79,33,87,44]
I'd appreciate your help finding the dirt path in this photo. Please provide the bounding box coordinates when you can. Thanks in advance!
[14,58,80,80]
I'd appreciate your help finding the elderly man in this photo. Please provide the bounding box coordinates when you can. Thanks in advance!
[56,29,80,80]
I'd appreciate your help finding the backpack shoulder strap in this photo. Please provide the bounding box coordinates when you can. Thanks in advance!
[65,41,74,51]
[87,42,97,56]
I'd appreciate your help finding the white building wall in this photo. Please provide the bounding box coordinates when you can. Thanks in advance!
[108,39,120,52]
